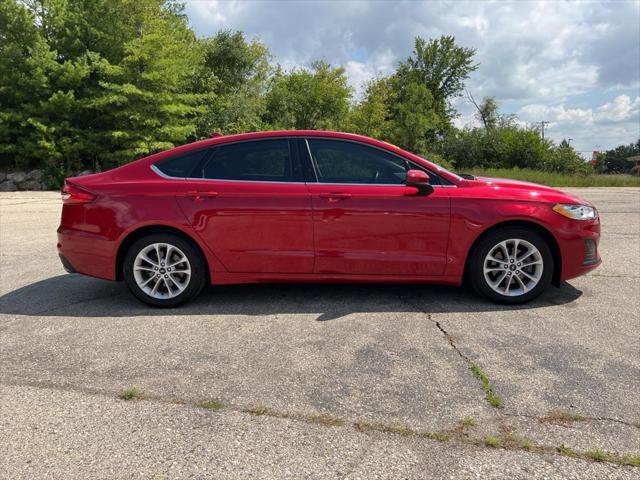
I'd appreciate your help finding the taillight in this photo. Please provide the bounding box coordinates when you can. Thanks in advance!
[61,182,97,204]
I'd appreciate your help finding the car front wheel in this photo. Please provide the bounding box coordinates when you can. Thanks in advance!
[469,227,554,304]
[123,233,206,307]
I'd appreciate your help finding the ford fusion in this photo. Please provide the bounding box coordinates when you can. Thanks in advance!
[57,130,601,307]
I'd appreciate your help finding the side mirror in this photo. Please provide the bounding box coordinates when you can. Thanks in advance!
[405,169,434,196]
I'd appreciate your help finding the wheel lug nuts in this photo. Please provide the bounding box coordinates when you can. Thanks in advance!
[164,274,168,278]
[161,263,165,266]
[517,262,521,266]
[510,259,514,263]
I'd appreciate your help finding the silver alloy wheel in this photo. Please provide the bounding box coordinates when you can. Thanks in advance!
[483,238,544,297]
[133,243,191,299]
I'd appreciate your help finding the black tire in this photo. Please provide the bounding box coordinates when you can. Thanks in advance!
[469,227,554,305]
[123,233,207,307]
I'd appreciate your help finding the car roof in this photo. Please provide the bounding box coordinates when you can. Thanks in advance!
[186,130,390,149]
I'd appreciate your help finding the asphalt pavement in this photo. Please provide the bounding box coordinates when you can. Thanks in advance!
[0,188,638,479]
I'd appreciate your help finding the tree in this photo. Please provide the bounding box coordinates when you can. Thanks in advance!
[263,61,351,130]
[92,3,206,167]
[386,78,442,154]
[468,93,499,130]
[544,140,592,174]
[0,0,210,183]
[398,35,478,121]
[599,140,640,173]
[344,77,392,139]
[193,31,272,135]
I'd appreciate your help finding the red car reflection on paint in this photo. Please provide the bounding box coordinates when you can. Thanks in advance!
[57,131,601,307]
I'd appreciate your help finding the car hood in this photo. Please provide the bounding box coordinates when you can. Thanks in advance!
[469,176,593,206]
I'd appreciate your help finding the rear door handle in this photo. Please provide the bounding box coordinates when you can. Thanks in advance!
[319,192,352,201]
[185,190,219,201]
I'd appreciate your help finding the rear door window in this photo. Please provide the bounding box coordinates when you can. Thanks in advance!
[201,139,300,182]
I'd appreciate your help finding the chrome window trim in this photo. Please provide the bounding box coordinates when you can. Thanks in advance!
[150,165,455,187]
[151,164,181,180]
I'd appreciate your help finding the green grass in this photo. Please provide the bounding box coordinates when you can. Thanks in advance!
[484,436,501,448]
[585,449,608,462]
[460,416,478,428]
[198,399,224,411]
[118,387,139,401]
[469,362,503,408]
[467,168,640,187]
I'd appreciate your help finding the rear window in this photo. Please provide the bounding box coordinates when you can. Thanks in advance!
[154,149,209,178]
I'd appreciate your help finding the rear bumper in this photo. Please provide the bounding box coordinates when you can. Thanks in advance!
[57,228,116,280]
[58,252,77,273]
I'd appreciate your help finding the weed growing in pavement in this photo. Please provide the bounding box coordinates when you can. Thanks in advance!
[469,362,503,408]
[118,388,139,401]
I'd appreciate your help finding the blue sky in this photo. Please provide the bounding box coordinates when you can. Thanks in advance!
[184,0,640,154]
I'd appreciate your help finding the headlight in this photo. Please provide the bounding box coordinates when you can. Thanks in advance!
[552,203,597,220]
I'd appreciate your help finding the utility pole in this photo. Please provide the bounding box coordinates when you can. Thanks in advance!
[538,121,550,140]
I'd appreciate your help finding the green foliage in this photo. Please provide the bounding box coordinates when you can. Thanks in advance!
[0,0,210,182]
[119,387,138,400]
[193,30,271,135]
[197,399,224,411]
[344,77,393,139]
[264,61,352,130]
[598,140,640,173]
[442,98,598,175]
[398,35,478,123]
[544,140,593,174]
[346,35,477,154]
[1,3,634,185]
[468,168,640,187]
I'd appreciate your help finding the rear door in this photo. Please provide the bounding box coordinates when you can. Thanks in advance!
[303,138,451,275]
[175,138,314,273]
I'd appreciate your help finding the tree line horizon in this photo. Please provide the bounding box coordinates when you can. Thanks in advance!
[1,0,637,186]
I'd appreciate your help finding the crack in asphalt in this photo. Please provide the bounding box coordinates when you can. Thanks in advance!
[393,292,640,432]
[2,381,638,469]
[395,292,497,407]
[501,410,640,430]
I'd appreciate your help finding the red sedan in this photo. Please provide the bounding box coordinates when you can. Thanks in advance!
[57,130,601,307]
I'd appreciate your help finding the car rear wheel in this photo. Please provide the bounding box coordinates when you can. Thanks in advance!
[469,227,554,304]
[123,233,206,307]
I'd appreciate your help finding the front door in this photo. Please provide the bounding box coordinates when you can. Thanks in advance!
[176,138,314,273]
[304,138,451,276]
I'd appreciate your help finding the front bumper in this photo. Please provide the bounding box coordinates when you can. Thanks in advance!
[558,218,601,281]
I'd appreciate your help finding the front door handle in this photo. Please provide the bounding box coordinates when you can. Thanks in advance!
[319,192,352,201]
[185,190,219,201]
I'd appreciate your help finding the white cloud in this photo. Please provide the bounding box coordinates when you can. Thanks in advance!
[518,104,594,127]
[183,0,640,151]
[595,95,640,123]
[517,95,640,154]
